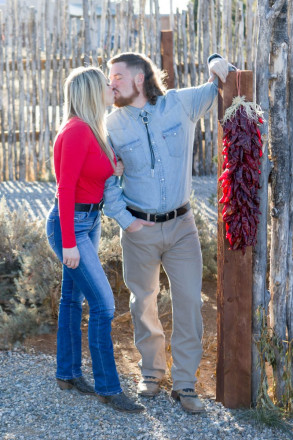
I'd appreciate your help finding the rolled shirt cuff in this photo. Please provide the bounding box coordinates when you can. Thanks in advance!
[114,209,136,230]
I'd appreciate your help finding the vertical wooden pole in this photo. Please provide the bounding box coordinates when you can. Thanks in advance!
[82,0,91,65]
[217,70,253,408]
[0,10,6,181]
[17,5,26,181]
[160,30,174,89]
[154,0,161,68]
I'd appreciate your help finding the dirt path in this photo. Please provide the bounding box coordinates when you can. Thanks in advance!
[23,279,217,399]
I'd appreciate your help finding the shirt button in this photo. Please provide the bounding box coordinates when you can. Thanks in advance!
[174,132,176,136]
[161,178,164,182]
[163,197,166,200]
[158,159,161,162]
[152,141,155,144]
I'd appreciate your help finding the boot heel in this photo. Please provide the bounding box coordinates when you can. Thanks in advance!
[57,379,74,390]
[171,390,180,400]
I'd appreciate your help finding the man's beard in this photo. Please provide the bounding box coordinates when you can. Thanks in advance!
[113,81,140,107]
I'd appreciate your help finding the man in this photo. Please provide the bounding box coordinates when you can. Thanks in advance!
[104,52,230,413]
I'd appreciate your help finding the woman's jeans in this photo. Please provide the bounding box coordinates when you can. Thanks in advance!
[46,205,122,396]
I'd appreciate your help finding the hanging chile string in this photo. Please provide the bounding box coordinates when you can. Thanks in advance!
[218,70,264,254]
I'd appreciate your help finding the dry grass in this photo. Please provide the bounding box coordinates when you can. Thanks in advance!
[0,194,217,347]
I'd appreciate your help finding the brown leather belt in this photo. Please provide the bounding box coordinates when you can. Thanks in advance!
[55,198,104,212]
[126,202,190,223]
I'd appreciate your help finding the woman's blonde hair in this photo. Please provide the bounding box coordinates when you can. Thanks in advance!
[56,66,115,168]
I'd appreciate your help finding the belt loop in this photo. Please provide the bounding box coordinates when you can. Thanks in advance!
[89,203,94,215]
[174,209,177,219]
[147,213,150,221]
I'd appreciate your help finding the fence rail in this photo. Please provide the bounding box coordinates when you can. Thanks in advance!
[0,0,259,181]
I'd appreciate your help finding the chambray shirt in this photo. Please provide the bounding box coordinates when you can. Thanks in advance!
[103,80,218,230]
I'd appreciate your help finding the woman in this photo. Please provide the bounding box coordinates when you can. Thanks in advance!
[46,66,144,413]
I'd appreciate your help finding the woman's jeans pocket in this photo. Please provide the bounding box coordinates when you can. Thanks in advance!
[46,218,55,249]
[74,211,90,222]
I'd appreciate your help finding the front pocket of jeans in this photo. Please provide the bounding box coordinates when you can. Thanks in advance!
[162,123,183,157]
[74,211,90,222]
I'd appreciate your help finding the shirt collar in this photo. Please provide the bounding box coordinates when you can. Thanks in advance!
[124,101,155,120]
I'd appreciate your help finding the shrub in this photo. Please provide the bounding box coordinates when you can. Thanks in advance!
[0,193,217,347]
[0,197,61,348]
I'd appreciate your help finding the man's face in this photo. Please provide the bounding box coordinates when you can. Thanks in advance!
[109,62,140,107]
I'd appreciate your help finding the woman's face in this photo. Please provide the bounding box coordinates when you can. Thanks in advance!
[105,82,114,107]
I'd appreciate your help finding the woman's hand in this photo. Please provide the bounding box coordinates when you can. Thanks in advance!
[113,159,124,177]
[63,246,80,269]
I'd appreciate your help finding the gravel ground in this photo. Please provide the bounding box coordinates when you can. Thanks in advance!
[1,350,292,440]
[1,178,292,440]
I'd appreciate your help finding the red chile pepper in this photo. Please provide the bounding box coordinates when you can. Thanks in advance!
[219,104,264,254]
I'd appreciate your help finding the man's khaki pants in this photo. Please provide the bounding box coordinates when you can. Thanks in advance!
[121,209,203,390]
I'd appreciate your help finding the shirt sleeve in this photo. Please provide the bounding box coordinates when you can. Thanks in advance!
[175,81,218,123]
[103,175,136,230]
[58,123,90,247]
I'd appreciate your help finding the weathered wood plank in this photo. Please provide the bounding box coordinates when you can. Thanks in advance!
[269,3,289,402]
[17,1,26,181]
[5,12,13,180]
[161,31,175,89]
[217,70,253,408]
[0,10,6,181]
[11,0,17,179]
[188,2,196,86]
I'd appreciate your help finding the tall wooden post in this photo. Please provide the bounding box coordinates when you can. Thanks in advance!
[217,70,253,408]
[160,30,175,89]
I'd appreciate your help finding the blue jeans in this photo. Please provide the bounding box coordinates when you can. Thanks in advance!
[46,205,122,396]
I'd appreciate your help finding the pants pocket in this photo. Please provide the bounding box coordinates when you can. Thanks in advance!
[74,211,90,222]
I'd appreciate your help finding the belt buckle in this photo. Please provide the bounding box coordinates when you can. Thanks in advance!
[154,212,169,222]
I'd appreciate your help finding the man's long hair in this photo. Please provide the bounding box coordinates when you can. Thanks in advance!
[108,52,167,105]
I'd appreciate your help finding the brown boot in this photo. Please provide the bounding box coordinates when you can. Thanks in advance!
[171,388,205,413]
[137,376,160,397]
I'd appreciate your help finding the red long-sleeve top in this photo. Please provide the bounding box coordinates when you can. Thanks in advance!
[54,117,114,248]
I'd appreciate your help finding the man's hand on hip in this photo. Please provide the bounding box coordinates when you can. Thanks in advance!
[126,218,155,233]
[208,58,229,83]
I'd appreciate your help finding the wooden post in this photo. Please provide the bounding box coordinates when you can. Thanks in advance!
[160,30,174,89]
[82,0,91,65]
[217,70,253,408]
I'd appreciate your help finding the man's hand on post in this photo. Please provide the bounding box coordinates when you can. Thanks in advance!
[126,218,155,233]
[208,58,229,83]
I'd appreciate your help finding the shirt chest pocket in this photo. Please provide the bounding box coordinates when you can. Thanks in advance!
[162,123,184,158]
[118,138,147,175]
